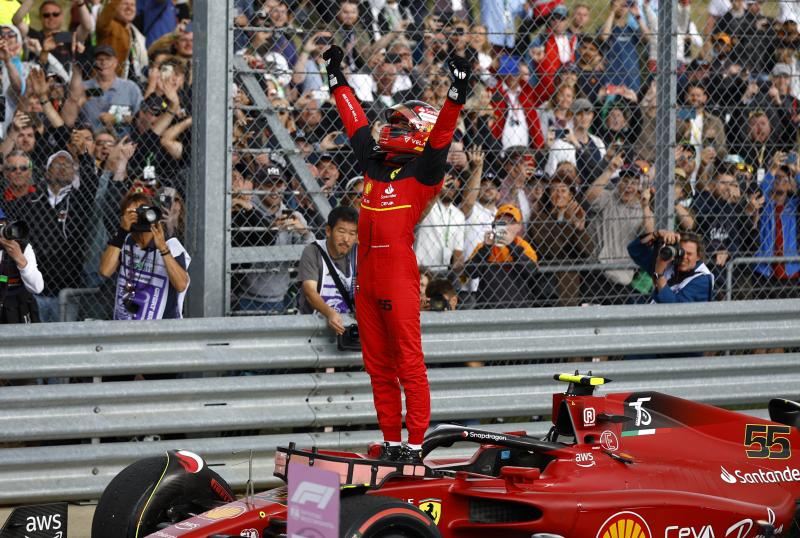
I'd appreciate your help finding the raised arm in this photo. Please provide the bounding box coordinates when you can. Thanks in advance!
[415,55,471,186]
[324,45,373,171]
[11,0,33,37]
[459,147,484,217]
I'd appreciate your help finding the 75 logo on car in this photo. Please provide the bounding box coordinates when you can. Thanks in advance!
[744,424,791,459]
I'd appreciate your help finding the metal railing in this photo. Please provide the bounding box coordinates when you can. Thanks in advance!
[1,300,800,503]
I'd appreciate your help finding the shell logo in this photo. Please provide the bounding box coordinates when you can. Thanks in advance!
[596,511,652,538]
[365,182,373,195]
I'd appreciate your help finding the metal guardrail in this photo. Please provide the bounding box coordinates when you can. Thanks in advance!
[725,256,800,301]
[1,300,800,503]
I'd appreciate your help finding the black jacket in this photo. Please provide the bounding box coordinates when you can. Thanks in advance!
[7,153,99,296]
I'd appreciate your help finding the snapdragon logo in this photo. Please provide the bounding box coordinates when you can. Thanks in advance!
[720,465,800,484]
[462,430,507,443]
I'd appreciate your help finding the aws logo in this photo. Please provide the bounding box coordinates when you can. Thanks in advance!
[596,511,652,538]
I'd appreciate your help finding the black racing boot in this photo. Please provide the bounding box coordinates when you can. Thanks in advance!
[378,443,402,461]
[398,445,424,465]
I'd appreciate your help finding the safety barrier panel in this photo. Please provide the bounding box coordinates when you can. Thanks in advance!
[1,300,799,503]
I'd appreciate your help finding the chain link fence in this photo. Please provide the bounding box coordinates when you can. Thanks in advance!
[2,0,798,322]
[0,0,193,322]
[227,0,800,316]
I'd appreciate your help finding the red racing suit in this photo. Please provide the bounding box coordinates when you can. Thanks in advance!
[331,86,462,445]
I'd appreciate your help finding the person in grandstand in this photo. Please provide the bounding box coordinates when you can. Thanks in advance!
[0,206,43,323]
[99,192,190,320]
[323,43,470,464]
[464,204,539,309]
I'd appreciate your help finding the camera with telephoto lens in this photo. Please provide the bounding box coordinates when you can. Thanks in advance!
[658,244,685,263]
[0,220,28,241]
[428,292,451,311]
[337,323,361,351]
[130,206,163,232]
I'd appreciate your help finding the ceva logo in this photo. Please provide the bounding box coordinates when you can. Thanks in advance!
[721,467,738,484]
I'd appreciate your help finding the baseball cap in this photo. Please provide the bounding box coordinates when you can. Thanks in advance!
[571,98,594,114]
[142,94,169,115]
[309,152,335,165]
[495,204,522,223]
[46,150,74,170]
[254,164,284,184]
[772,63,792,77]
[618,164,643,179]
[94,44,117,58]
[550,5,568,19]
[497,54,520,76]
[481,170,502,187]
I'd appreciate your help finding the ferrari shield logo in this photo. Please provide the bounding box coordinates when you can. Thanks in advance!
[365,181,373,195]
[418,498,441,525]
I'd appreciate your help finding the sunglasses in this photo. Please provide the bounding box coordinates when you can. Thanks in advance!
[42,11,62,18]
[4,165,28,172]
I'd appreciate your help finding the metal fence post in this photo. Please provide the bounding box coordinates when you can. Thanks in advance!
[187,0,231,318]
[654,1,677,231]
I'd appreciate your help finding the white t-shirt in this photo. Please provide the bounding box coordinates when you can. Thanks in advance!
[463,202,495,292]
[415,200,465,272]
[501,84,529,150]
[779,1,800,23]
[708,0,731,18]
[545,134,606,177]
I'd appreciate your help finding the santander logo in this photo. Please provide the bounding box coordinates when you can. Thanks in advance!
[720,467,737,484]
[385,185,395,195]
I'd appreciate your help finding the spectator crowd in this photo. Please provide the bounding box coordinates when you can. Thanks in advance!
[1,0,799,322]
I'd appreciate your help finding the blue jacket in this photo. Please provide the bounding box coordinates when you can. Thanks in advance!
[755,171,800,278]
[627,238,714,303]
[137,0,177,46]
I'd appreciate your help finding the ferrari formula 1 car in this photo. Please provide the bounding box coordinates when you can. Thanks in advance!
[82,373,800,538]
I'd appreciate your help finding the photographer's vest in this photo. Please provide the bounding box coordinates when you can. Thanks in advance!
[0,240,39,323]
[314,239,355,314]
[651,262,715,303]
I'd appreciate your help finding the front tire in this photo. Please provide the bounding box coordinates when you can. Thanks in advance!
[339,495,441,538]
[91,455,232,538]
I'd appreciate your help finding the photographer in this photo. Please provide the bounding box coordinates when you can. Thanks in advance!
[297,206,358,335]
[464,204,539,309]
[0,208,43,323]
[423,278,458,312]
[628,230,714,304]
[98,192,190,320]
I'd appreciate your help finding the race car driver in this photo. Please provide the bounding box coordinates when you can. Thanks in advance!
[323,44,471,463]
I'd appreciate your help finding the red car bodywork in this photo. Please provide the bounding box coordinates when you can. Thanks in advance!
[144,383,800,538]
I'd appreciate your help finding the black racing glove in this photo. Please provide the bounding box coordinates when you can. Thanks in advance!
[445,54,471,105]
[322,45,348,91]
